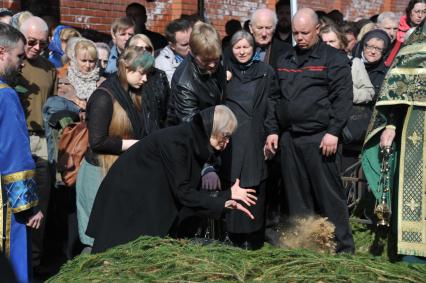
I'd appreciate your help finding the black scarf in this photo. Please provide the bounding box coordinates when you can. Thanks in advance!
[191,107,216,162]
[103,75,143,139]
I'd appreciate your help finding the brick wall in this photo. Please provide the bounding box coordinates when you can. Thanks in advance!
[1,0,21,10]
[297,0,409,19]
[58,0,177,34]
[1,0,411,38]
[205,0,276,36]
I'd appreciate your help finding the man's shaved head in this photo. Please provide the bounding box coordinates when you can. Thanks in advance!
[292,8,319,28]
[292,8,320,50]
[20,16,48,35]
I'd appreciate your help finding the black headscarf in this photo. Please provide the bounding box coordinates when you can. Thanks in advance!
[191,106,216,161]
[361,29,391,52]
[353,29,392,59]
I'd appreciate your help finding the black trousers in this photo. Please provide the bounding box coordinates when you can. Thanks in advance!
[280,131,355,253]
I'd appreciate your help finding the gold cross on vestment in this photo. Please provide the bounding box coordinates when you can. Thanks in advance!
[408,131,421,146]
[406,198,420,212]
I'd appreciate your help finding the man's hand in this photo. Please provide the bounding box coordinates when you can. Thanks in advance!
[380,128,396,148]
[230,178,257,206]
[225,200,254,219]
[201,171,221,191]
[319,133,338,157]
[26,211,43,229]
[265,134,279,159]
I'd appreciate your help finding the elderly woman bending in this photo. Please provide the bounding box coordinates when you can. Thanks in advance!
[86,105,257,253]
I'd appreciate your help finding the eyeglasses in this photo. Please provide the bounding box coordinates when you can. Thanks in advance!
[364,44,384,53]
[27,38,48,49]
[141,45,153,53]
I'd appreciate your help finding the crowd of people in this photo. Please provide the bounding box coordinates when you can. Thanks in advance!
[0,0,425,282]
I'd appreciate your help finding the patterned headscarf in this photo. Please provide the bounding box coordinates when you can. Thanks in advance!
[67,38,100,100]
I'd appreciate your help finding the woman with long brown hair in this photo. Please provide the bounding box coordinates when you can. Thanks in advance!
[76,46,154,251]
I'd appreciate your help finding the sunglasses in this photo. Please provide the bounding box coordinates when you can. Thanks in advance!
[139,45,153,53]
[27,38,48,49]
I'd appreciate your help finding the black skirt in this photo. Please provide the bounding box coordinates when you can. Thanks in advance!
[225,181,266,234]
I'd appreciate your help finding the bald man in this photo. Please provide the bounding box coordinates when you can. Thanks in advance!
[18,16,56,270]
[249,8,291,68]
[265,8,354,253]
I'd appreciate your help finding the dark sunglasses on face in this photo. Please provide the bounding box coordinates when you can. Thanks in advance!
[140,45,153,53]
[27,38,48,49]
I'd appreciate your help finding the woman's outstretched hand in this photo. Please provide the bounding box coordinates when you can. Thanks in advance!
[225,200,254,219]
[230,178,257,207]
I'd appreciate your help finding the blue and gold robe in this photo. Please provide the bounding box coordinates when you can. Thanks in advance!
[0,81,39,283]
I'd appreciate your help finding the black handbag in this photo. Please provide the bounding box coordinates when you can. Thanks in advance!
[342,104,373,145]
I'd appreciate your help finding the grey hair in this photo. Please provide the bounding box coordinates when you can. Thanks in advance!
[0,22,26,50]
[20,16,49,35]
[95,42,111,54]
[211,105,238,138]
[293,8,319,26]
[250,8,278,28]
[230,30,254,48]
[377,12,399,25]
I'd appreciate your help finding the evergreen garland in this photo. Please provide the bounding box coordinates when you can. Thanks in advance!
[48,222,425,283]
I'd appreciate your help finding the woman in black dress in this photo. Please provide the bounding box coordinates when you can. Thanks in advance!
[86,106,258,253]
[221,30,280,249]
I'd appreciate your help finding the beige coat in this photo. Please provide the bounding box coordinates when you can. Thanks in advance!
[351,57,375,104]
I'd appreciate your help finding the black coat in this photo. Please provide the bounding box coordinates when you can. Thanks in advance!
[86,108,231,253]
[141,67,170,132]
[253,37,291,69]
[167,55,226,125]
[221,59,279,188]
[221,57,280,234]
[267,37,292,69]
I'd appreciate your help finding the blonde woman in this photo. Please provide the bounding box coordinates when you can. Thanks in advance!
[43,38,103,174]
[76,46,154,250]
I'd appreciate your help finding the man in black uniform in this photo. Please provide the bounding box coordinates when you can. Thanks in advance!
[265,8,355,253]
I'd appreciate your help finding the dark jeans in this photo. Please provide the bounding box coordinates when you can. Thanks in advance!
[280,131,355,253]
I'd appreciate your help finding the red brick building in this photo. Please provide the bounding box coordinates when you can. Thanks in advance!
[1,0,410,38]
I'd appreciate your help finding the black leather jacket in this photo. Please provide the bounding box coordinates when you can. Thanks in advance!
[167,55,226,125]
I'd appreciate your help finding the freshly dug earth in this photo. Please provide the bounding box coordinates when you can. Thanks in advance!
[48,222,425,283]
